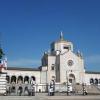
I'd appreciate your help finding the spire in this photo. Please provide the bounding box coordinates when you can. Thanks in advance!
[60,31,64,40]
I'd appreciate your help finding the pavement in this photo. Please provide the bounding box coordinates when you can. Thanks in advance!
[0,93,100,100]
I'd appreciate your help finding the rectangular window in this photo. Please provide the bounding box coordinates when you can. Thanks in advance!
[52,76,55,78]
[64,46,69,49]
[51,66,54,70]
[63,45,71,50]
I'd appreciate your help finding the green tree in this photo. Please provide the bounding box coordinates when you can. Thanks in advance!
[0,48,4,59]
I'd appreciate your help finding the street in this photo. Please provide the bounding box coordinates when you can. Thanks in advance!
[0,94,100,100]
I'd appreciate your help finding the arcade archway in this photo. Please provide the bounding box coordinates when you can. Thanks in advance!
[24,76,29,84]
[11,76,16,84]
[30,76,36,84]
[90,78,94,84]
[94,78,98,85]
[17,76,23,84]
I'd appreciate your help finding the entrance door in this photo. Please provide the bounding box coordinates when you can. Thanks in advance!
[68,74,75,84]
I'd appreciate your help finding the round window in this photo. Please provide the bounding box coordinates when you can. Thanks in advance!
[68,60,74,66]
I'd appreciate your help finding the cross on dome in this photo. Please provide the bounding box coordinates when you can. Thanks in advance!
[60,31,64,40]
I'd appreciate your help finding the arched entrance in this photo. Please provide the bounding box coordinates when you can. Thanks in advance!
[17,76,23,84]
[90,78,94,84]
[18,86,23,96]
[99,79,100,84]
[68,74,75,84]
[30,76,36,85]
[11,86,16,93]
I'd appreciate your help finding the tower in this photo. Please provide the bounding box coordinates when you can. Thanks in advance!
[51,32,84,84]
[41,32,85,85]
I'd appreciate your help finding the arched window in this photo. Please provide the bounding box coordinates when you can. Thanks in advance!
[17,76,23,84]
[99,79,100,84]
[94,78,98,85]
[90,78,94,84]
[30,76,36,85]
[31,76,36,81]
[24,76,29,84]
[6,75,10,83]
[11,76,16,84]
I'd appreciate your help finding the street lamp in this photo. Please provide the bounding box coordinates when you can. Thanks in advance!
[81,72,87,95]
[49,79,55,96]
[66,70,71,96]
[82,83,87,96]
[30,78,35,96]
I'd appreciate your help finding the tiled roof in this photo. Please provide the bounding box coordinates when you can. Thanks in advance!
[7,67,40,71]
[0,72,7,74]
[86,71,100,74]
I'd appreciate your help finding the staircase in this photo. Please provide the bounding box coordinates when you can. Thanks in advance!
[75,84,100,95]
[87,85,100,94]
[0,72,7,95]
[75,84,83,94]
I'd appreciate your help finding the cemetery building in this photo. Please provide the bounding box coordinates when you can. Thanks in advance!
[0,32,100,94]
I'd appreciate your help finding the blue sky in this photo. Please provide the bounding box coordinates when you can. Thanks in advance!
[0,0,100,71]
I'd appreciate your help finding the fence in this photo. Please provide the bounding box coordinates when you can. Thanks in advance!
[6,83,74,96]
[6,83,100,96]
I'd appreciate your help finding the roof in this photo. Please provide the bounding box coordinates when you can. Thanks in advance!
[86,71,100,74]
[0,72,7,74]
[7,67,40,71]
[56,40,68,43]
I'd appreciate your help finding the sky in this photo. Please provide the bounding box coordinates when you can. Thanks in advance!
[0,0,100,71]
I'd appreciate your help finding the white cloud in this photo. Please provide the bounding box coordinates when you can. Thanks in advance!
[8,58,41,67]
[85,55,100,64]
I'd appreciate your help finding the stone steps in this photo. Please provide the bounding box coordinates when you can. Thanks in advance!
[75,85,100,94]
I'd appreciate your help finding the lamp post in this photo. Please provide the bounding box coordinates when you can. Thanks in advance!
[82,83,87,95]
[66,70,70,96]
[81,72,87,96]
[49,79,55,96]
[52,79,55,96]
[30,79,35,96]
